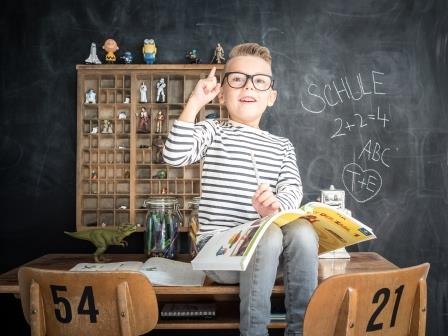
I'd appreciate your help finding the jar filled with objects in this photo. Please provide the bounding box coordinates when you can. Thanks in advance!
[143,197,181,258]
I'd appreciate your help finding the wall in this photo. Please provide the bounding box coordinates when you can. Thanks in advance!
[1,0,447,334]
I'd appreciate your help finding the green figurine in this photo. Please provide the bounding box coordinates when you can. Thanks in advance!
[65,224,137,262]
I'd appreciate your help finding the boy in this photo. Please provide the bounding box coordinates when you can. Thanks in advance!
[163,43,318,336]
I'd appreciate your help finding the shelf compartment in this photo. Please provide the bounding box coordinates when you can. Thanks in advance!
[82,210,98,227]
[100,76,115,88]
[99,196,114,209]
[98,211,114,226]
[82,196,98,210]
[168,75,184,104]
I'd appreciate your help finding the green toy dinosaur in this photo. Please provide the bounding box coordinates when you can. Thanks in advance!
[65,224,137,262]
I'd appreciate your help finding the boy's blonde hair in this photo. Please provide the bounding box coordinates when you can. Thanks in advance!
[225,43,272,72]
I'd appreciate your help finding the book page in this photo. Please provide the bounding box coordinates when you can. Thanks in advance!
[140,257,205,286]
[301,202,376,254]
[191,216,274,271]
[70,261,143,272]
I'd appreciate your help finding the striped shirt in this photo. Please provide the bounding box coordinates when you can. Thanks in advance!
[163,119,303,240]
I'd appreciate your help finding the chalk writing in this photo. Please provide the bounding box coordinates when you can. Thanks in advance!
[331,106,391,138]
[302,69,395,203]
[358,139,391,168]
[342,163,382,203]
[301,71,386,114]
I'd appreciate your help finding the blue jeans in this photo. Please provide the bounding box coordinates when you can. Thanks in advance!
[205,219,319,336]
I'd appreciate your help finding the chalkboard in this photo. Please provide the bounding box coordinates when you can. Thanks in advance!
[1,0,447,335]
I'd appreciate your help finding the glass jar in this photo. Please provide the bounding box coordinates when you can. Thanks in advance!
[143,197,181,258]
[188,197,200,256]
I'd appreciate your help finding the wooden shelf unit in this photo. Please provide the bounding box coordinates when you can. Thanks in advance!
[76,64,226,232]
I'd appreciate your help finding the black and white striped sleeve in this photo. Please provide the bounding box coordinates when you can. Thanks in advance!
[162,119,217,167]
[275,140,303,210]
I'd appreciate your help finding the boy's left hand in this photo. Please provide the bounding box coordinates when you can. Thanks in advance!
[252,183,281,217]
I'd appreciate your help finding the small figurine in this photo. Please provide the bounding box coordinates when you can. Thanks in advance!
[85,89,96,104]
[211,43,225,64]
[124,97,130,104]
[161,187,168,194]
[152,168,167,179]
[186,49,200,64]
[85,42,102,64]
[101,119,113,134]
[155,111,165,133]
[156,78,166,102]
[102,38,119,63]
[65,224,137,262]
[120,51,133,64]
[91,170,97,179]
[137,107,149,133]
[140,82,148,103]
[153,135,165,163]
[143,39,157,64]
[90,127,98,134]
[206,111,219,119]
[118,111,127,120]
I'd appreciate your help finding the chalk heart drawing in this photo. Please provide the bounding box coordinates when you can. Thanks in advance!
[342,163,382,203]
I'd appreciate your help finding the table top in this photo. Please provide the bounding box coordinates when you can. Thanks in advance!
[0,252,397,295]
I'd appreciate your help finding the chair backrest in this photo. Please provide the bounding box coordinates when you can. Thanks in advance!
[303,263,430,336]
[18,267,158,336]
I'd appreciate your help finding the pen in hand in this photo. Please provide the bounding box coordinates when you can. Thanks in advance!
[250,151,261,185]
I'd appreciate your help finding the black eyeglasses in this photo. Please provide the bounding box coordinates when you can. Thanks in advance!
[221,72,274,91]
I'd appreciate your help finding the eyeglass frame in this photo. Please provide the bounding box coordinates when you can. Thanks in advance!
[221,72,275,91]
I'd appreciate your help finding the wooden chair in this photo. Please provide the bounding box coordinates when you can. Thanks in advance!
[18,267,158,336]
[303,263,430,336]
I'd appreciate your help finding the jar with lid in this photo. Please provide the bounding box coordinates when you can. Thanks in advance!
[143,197,181,258]
[188,197,200,256]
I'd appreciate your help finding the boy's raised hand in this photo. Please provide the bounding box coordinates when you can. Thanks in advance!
[188,67,221,109]
[252,183,281,218]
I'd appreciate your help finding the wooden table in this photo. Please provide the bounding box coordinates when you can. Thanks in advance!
[0,252,397,330]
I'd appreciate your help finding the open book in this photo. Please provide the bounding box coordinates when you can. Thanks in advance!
[70,257,205,286]
[191,202,376,271]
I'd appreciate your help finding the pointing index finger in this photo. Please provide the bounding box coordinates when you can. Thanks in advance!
[208,66,217,79]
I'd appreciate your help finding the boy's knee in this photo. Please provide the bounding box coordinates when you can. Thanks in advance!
[256,224,283,256]
[283,219,319,249]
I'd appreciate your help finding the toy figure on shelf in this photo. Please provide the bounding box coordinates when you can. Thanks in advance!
[85,88,96,104]
[185,49,200,63]
[65,224,137,262]
[118,111,127,120]
[211,43,225,64]
[120,51,133,64]
[155,111,165,133]
[156,78,166,102]
[152,167,167,179]
[85,42,101,64]
[137,107,149,133]
[91,170,97,179]
[161,187,168,194]
[153,135,165,163]
[140,82,148,103]
[206,111,219,119]
[143,38,157,64]
[124,97,130,104]
[90,127,98,134]
[101,119,113,134]
[102,38,119,63]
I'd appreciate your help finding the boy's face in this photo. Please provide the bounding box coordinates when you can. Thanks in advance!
[219,56,277,128]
